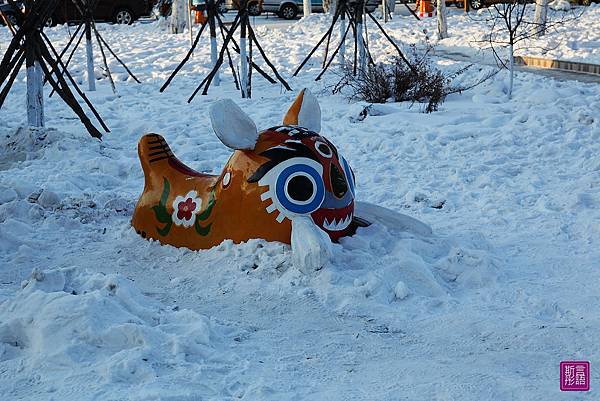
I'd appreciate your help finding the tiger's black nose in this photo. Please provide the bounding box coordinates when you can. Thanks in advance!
[330,163,348,198]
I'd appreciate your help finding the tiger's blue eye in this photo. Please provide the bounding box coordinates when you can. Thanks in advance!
[257,157,325,223]
[275,164,325,214]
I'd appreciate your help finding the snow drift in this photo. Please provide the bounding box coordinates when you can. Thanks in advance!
[0,268,238,400]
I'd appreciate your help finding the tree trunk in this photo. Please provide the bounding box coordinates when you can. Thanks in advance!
[26,32,44,128]
[508,43,514,100]
[240,20,249,98]
[85,21,96,91]
[386,0,396,14]
[356,20,365,74]
[26,62,44,128]
[208,0,220,85]
[303,0,312,17]
[338,12,346,65]
[170,0,188,34]
[187,0,193,45]
[329,0,337,13]
[533,0,549,37]
[437,0,448,39]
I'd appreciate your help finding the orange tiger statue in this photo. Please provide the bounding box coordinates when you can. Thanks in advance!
[132,89,431,271]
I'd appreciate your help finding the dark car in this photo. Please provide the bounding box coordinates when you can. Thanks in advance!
[226,0,378,20]
[156,0,227,17]
[0,0,155,25]
[48,0,156,25]
[0,0,23,27]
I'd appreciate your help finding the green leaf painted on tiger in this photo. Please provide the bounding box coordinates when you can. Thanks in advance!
[194,221,212,236]
[153,177,172,236]
[157,221,172,237]
[152,205,171,224]
[197,190,216,221]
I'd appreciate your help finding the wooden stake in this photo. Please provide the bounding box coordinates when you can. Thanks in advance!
[293,6,341,76]
[94,26,116,94]
[93,22,141,83]
[247,23,291,90]
[0,10,17,35]
[40,31,110,132]
[316,15,351,80]
[49,27,85,98]
[0,50,25,106]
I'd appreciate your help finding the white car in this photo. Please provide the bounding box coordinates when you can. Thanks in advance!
[226,0,376,20]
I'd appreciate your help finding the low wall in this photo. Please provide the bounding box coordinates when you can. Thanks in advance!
[515,55,600,76]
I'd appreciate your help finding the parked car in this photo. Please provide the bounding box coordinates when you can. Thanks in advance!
[45,0,156,25]
[156,0,227,17]
[443,0,468,8]
[0,0,23,27]
[226,0,378,20]
[260,0,324,19]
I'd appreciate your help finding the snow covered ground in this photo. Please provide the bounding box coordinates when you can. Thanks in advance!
[1,10,599,400]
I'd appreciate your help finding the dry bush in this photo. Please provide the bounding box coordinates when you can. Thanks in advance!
[351,63,392,104]
[333,46,476,113]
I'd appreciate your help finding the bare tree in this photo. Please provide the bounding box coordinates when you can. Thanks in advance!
[385,0,396,16]
[476,2,584,99]
[437,0,448,39]
[303,0,312,16]
[323,0,334,13]
[170,0,188,34]
[533,0,549,37]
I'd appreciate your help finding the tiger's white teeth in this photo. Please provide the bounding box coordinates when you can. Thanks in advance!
[322,213,353,231]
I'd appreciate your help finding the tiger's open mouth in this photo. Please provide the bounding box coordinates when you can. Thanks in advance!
[310,202,354,240]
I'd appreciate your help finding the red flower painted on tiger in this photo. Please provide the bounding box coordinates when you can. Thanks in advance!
[172,191,201,227]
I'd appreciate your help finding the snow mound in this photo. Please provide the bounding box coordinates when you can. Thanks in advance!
[0,268,239,400]
[303,219,498,324]
[0,127,66,169]
[177,213,497,330]
[549,0,571,10]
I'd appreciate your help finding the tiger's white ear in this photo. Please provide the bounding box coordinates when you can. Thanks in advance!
[283,89,321,133]
[210,99,259,150]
